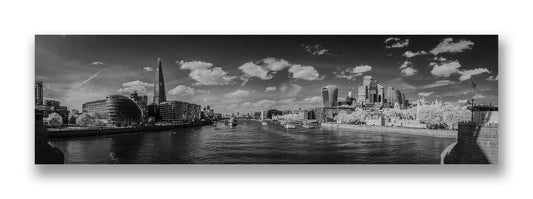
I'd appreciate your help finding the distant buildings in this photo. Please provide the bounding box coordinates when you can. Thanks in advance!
[354,75,408,109]
[130,91,148,113]
[35,81,43,105]
[321,85,338,108]
[159,101,201,122]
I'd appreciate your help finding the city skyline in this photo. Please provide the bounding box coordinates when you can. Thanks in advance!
[36,35,498,114]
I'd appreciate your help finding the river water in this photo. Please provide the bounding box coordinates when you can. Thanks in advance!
[49,120,456,164]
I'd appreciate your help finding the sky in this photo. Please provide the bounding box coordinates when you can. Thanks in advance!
[35,35,498,114]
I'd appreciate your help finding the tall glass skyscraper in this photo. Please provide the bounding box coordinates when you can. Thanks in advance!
[321,85,338,108]
[153,58,167,104]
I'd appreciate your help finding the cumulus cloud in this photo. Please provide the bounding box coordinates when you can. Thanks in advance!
[225,89,251,99]
[288,64,323,81]
[302,44,332,55]
[265,86,277,92]
[239,62,272,80]
[430,61,462,77]
[167,85,206,96]
[418,92,435,97]
[254,99,277,109]
[335,65,372,80]
[143,67,153,72]
[403,50,428,58]
[92,61,105,65]
[238,57,291,87]
[117,80,154,93]
[486,74,499,81]
[260,57,291,71]
[178,60,213,70]
[399,61,417,77]
[418,80,456,89]
[178,60,236,86]
[384,37,410,48]
[430,38,474,55]
[401,67,418,77]
[458,68,491,81]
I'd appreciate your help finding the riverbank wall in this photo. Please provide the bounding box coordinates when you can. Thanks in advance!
[441,123,498,164]
[47,121,212,139]
[321,123,457,138]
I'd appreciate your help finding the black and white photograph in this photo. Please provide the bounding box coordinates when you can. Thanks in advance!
[5,0,533,199]
[35,35,498,164]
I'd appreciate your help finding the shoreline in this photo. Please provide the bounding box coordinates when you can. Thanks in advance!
[46,121,212,139]
[321,123,457,138]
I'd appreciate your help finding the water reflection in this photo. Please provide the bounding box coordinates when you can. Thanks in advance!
[50,120,455,164]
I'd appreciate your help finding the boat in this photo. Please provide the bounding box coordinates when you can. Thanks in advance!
[284,122,296,129]
[302,120,319,129]
[261,121,268,126]
[228,118,237,127]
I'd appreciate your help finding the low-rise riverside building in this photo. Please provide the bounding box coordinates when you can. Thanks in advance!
[158,101,201,123]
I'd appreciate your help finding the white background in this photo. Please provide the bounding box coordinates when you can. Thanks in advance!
[0,0,530,198]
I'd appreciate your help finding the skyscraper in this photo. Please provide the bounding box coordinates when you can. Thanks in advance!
[321,85,338,108]
[35,81,43,105]
[153,58,166,104]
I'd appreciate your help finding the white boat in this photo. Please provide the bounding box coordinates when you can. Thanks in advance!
[261,121,268,126]
[284,123,296,129]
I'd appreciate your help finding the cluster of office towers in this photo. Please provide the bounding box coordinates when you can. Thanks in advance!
[322,75,409,109]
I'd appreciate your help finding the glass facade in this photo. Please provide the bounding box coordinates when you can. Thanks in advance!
[106,95,143,126]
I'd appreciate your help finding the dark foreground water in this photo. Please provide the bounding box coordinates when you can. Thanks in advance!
[49,120,456,164]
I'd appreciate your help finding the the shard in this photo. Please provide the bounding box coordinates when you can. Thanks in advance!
[153,58,166,104]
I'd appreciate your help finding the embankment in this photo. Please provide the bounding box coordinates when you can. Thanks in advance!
[321,123,457,138]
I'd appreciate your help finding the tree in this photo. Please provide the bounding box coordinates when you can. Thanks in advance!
[46,112,63,127]
[76,113,96,127]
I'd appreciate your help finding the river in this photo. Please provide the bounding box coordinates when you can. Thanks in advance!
[49,120,456,164]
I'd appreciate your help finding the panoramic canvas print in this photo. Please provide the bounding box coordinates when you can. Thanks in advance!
[35,35,498,164]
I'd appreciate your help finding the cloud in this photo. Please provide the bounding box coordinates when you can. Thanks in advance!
[239,62,272,80]
[434,57,448,61]
[265,86,277,92]
[403,50,428,58]
[238,57,291,87]
[279,83,302,97]
[335,65,372,80]
[260,57,291,71]
[178,60,213,70]
[399,61,417,76]
[486,74,499,81]
[117,80,154,93]
[225,89,251,99]
[418,92,435,97]
[418,80,456,89]
[288,64,323,81]
[254,99,277,109]
[302,44,332,55]
[92,61,105,65]
[167,85,207,96]
[143,67,153,72]
[384,37,410,48]
[79,67,108,87]
[430,61,461,77]
[301,96,322,103]
[401,67,418,76]
[472,93,486,99]
[458,68,491,81]
[179,60,236,86]
[430,38,474,55]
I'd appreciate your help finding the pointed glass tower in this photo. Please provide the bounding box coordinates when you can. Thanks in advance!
[153,58,166,104]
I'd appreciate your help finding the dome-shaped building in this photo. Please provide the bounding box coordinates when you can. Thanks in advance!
[105,95,143,127]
